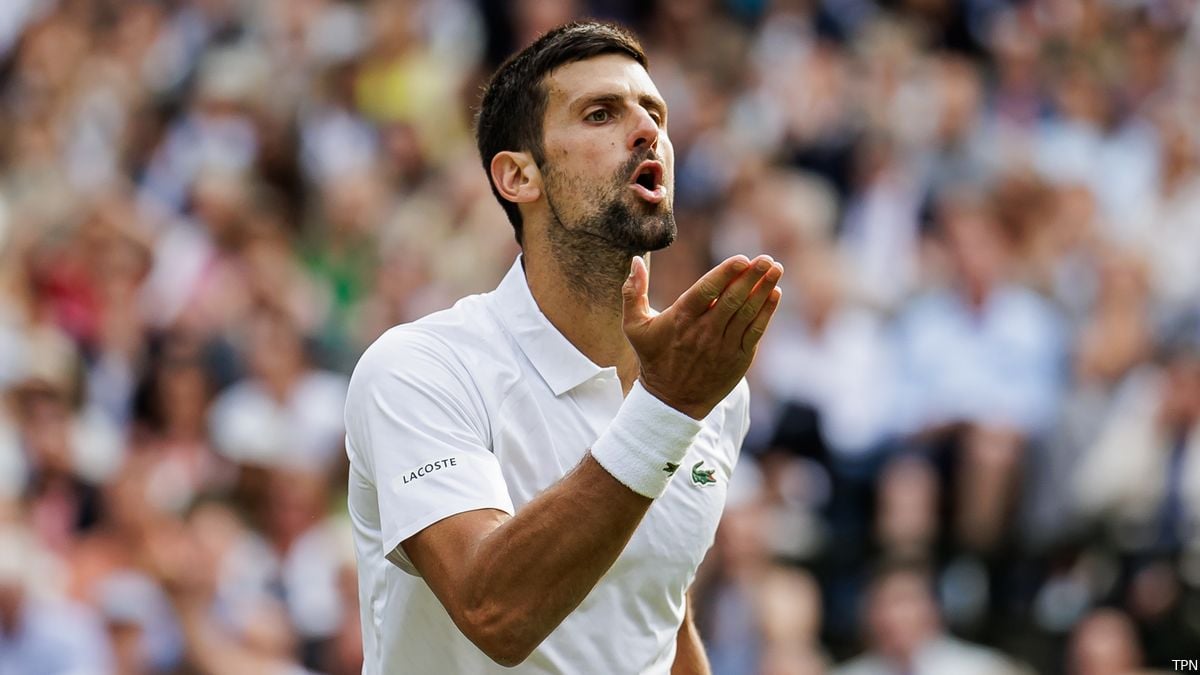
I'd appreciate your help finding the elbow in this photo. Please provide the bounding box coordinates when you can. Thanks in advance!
[460,601,540,667]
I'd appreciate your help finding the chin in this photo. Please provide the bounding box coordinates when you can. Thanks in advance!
[635,218,677,252]
[626,197,676,247]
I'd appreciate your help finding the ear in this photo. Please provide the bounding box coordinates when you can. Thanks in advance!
[490,151,542,205]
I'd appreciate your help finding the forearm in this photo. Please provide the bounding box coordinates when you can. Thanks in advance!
[414,380,706,664]
[457,455,652,663]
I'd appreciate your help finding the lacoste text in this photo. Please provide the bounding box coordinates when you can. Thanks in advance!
[402,458,458,484]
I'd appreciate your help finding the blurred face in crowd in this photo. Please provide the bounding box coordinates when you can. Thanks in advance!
[1069,609,1142,675]
[246,312,305,388]
[758,566,822,644]
[156,361,210,436]
[15,388,73,474]
[192,171,250,248]
[760,647,827,675]
[264,469,327,547]
[533,54,676,254]
[876,457,939,555]
[942,202,1008,302]
[866,570,940,663]
[934,56,983,142]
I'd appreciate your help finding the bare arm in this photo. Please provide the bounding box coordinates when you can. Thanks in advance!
[402,255,784,666]
[672,596,712,675]
[404,459,649,666]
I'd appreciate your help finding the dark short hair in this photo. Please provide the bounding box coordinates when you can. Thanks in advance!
[475,21,648,246]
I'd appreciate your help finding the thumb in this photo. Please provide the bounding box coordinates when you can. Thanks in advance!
[621,256,651,332]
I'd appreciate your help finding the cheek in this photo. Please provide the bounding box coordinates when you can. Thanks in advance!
[550,151,624,192]
[661,137,676,175]
[547,128,623,170]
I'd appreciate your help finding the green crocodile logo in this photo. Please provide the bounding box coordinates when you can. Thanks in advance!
[663,462,680,475]
[691,461,717,486]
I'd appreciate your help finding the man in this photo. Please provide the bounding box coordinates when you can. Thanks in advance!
[833,560,1027,675]
[344,21,784,674]
[0,526,113,675]
[1067,609,1147,675]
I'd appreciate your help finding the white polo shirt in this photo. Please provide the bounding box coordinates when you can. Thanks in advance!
[345,257,749,674]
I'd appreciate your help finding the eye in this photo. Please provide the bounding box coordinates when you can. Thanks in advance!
[585,109,611,123]
[649,110,665,126]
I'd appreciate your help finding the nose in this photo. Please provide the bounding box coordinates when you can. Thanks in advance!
[627,107,659,153]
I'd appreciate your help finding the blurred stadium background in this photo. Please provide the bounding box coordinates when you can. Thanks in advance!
[1,0,1199,673]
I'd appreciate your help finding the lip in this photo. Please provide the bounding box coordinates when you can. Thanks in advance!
[629,182,666,203]
[629,160,666,204]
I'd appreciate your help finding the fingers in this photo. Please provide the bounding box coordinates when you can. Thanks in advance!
[741,286,782,353]
[725,261,783,341]
[675,255,751,318]
[621,256,652,337]
[710,256,775,322]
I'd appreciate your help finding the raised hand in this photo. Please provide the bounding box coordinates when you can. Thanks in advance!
[621,254,783,419]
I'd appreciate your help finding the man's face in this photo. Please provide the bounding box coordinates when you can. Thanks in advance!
[867,572,939,661]
[537,54,676,253]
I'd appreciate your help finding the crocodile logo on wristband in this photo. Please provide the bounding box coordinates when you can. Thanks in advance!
[691,461,717,486]
[663,462,680,475]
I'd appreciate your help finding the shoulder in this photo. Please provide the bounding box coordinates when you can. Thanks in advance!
[349,294,508,392]
[345,295,517,440]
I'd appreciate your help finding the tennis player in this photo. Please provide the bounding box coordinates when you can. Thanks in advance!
[345,20,783,674]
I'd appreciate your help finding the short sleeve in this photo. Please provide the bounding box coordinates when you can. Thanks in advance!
[345,328,514,575]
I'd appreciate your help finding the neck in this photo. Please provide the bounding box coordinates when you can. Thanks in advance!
[522,241,642,391]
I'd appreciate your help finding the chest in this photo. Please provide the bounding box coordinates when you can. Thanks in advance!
[490,376,737,580]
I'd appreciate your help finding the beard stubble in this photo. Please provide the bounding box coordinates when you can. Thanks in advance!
[540,151,677,308]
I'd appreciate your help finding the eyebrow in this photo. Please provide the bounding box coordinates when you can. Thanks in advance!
[571,92,668,119]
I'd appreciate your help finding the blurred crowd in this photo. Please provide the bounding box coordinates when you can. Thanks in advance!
[0,0,1198,673]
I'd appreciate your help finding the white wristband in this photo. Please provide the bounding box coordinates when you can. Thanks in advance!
[590,381,704,499]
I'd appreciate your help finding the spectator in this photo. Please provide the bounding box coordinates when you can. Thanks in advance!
[208,308,347,470]
[892,188,1065,553]
[757,565,829,675]
[140,503,317,675]
[1067,608,1147,675]
[833,559,1027,675]
[93,571,183,675]
[1129,105,1200,318]
[0,525,113,675]
[1073,312,1200,556]
[750,169,894,462]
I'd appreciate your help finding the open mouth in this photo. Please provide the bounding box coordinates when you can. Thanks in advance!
[629,160,665,203]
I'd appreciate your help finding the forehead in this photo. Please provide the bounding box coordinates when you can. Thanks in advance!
[543,53,663,113]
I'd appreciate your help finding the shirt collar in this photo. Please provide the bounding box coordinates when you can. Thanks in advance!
[489,256,608,396]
